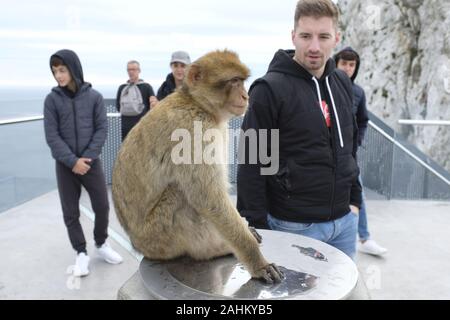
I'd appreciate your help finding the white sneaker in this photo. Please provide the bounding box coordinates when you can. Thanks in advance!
[358,239,388,256]
[96,243,123,264]
[73,252,90,277]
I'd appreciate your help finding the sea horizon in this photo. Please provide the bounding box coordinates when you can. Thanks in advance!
[0,85,120,120]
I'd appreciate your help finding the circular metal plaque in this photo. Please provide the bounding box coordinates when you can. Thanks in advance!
[139,229,358,300]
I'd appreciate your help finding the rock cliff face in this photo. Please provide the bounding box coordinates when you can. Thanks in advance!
[338,0,450,171]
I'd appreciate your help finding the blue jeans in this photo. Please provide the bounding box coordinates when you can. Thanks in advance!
[358,175,371,241]
[267,212,358,260]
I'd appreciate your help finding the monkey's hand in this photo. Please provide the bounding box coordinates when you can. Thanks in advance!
[249,226,262,244]
[253,263,284,284]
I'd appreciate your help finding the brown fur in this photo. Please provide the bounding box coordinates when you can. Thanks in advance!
[112,50,282,283]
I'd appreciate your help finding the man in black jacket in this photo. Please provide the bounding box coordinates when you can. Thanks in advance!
[335,47,388,256]
[237,0,362,259]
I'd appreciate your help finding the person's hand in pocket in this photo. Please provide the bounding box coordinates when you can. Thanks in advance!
[350,205,360,215]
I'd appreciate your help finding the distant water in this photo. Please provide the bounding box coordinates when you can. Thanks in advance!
[0,85,117,212]
[0,87,46,120]
[0,86,117,120]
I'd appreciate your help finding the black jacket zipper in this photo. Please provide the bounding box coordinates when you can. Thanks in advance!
[318,79,337,221]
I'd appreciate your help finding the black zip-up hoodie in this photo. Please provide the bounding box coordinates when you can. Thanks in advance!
[237,49,362,228]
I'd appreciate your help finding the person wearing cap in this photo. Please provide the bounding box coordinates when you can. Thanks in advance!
[150,51,191,108]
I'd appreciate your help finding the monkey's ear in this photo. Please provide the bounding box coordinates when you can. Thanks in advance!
[186,64,203,86]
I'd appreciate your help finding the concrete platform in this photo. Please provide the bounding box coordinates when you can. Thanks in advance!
[353,199,450,299]
[1,188,450,299]
[0,190,138,300]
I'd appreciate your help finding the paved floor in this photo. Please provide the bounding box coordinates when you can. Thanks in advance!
[353,199,450,299]
[0,190,138,300]
[1,188,449,299]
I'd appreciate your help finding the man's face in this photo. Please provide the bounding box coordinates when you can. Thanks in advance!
[292,16,340,78]
[127,63,140,82]
[337,59,357,79]
[171,62,187,82]
[52,65,72,87]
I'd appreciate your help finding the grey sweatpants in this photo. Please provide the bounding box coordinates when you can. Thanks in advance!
[56,159,109,254]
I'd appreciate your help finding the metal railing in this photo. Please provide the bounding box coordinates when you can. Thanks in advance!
[0,116,57,212]
[398,119,450,126]
[358,111,450,200]
[225,112,450,200]
[1,101,449,213]
[0,116,44,125]
[372,121,449,186]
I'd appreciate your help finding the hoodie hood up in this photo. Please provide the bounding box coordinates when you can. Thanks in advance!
[50,49,85,92]
[333,46,360,82]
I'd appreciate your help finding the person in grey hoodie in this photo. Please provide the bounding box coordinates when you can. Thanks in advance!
[44,49,123,277]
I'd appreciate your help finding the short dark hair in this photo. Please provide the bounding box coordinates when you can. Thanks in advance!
[50,56,65,68]
[294,0,340,29]
[337,50,359,62]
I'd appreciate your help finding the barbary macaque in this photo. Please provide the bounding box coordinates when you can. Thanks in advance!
[112,50,283,283]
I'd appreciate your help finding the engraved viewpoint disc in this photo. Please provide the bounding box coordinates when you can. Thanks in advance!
[139,229,358,300]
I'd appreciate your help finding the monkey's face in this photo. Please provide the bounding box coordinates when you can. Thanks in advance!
[183,50,251,118]
[223,77,249,116]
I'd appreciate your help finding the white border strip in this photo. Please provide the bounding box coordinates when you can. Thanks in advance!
[79,204,143,261]
[369,120,450,186]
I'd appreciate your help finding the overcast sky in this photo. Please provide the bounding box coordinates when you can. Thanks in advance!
[0,0,305,95]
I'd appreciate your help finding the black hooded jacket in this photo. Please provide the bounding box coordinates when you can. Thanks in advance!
[156,73,177,101]
[44,49,107,169]
[237,49,362,228]
[334,47,369,146]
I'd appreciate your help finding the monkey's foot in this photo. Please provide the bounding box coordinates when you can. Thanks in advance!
[254,263,284,284]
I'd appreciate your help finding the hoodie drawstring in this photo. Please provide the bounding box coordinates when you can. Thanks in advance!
[312,77,325,119]
[326,76,344,148]
[312,76,344,148]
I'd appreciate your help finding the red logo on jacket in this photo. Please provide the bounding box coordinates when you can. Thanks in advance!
[320,101,331,128]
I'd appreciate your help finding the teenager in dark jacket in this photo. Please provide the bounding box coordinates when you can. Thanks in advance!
[149,51,191,108]
[334,47,369,146]
[335,47,388,256]
[237,0,362,259]
[116,60,154,141]
[44,49,123,277]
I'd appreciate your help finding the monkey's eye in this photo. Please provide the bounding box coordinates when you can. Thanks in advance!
[228,77,244,87]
